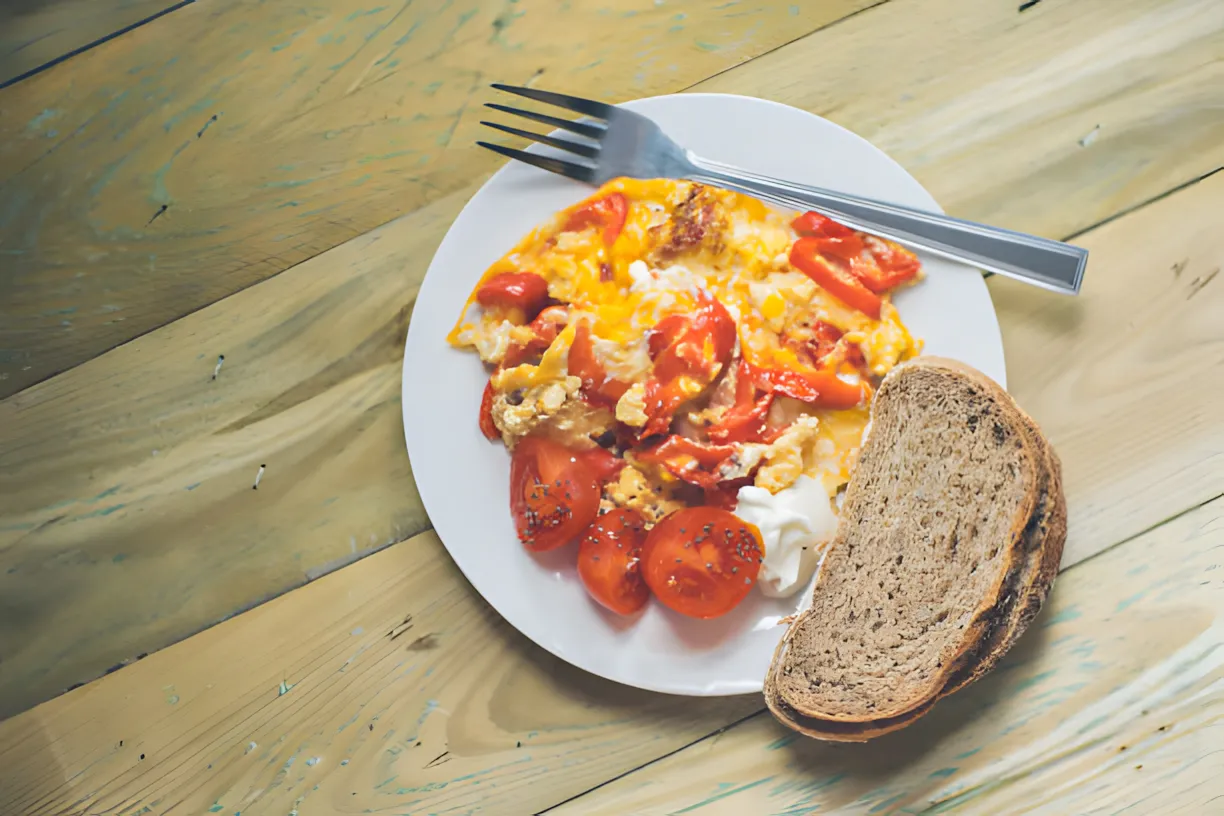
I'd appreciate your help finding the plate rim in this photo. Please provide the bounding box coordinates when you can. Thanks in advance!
[401,91,1006,696]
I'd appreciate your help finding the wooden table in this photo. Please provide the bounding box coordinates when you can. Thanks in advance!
[1,0,1221,812]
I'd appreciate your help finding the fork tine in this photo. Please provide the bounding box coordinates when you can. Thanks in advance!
[480,121,599,160]
[484,103,605,140]
[477,141,597,184]
[491,84,614,119]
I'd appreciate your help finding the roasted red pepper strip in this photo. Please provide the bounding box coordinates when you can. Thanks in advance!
[636,435,738,489]
[746,359,868,410]
[859,235,921,292]
[792,211,856,239]
[476,272,551,320]
[479,380,500,441]
[707,360,775,445]
[789,237,882,320]
[503,306,569,368]
[564,192,628,245]
[641,294,737,436]
[570,322,630,407]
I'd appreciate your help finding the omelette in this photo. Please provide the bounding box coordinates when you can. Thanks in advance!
[449,178,923,521]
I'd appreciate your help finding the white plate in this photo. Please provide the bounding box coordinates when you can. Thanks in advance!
[402,93,1005,696]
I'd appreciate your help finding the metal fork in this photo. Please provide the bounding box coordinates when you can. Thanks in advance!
[478,85,1087,295]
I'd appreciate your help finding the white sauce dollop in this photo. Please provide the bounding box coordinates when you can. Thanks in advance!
[736,475,838,598]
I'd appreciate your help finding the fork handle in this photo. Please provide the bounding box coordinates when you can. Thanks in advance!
[685,156,1086,294]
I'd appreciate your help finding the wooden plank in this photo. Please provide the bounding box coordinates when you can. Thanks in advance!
[695,0,1224,242]
[546,495,1224,816]
[0,0,875,398]
[0,527,764,816]
[0,138,1219,815]
[0,0,179,88]
[1,8,1222,719]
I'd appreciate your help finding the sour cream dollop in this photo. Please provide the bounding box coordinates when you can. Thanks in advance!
[736,475,838,598]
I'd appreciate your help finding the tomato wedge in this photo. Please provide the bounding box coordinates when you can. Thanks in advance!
[577,508,651,615]
[790,238,881,320]
[509,437,601,552]
[476,272,551,321]
[569,322,630,406]
[576,446,626,486]
[564,192,628,245]
[746,359,868,410]
[643,507,764,619]
[641,294,737,436]
[479,380,500,441]
[707,360,775,444]
[636,435,738,489]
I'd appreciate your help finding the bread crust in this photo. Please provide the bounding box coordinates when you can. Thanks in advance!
[764,357,1067,739]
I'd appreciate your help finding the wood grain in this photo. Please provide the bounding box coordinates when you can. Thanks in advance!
[0,148,1219,816]
[0,0,178,87]
[696,0,1224,242]
[0,527,763,816]
[3,30,1224,721]
[546,495,1224,816]
[0,0,875,397]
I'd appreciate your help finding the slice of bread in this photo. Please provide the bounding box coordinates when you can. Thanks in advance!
[764,357,1066,739]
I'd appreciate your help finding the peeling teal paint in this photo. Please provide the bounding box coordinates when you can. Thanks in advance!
[93,485,121,501]
[112,554,127,563]
[929,767,958,779]
[1043,605,1082,626]
[694,41,721,51]
[263,179,317,189]
[953,747,981,759]
[185,483,201,490]
[26,108,60,131]
[674,778,774,812]
[1115,592,1145,612]
[766,734,796,750]
[74,504,125,520]
[1014,669,1057,692]
[870,793,907,813]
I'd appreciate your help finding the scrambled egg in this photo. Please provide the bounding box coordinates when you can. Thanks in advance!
[451,178,922,499]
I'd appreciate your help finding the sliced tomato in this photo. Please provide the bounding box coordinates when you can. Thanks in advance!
[707,360,775,444]
[564,192,628,245]
[746,360,868,410]
[636,435,738,489]
[642,507,764,619]
[509,436,601,552]
[569,322,630,406]
[577,509,650,615]
[479,380,500,441]
[476,272,550,321]
[641,294,737,436]
[859,235,921,292]
[790,237,882,320]
[576,446,626,486]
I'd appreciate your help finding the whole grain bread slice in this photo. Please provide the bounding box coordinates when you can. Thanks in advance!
[764,417,1065,742]
[765,357,1053,725]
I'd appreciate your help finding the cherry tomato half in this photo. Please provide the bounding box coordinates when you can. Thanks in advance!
[509,437,600,552]
[564,193,628,245]
[643,507,764,619]
[789,238,882,320]
[476,272,551,321]
[576,446,626,486]
[479,380,500,441]
[577,508,651,615]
